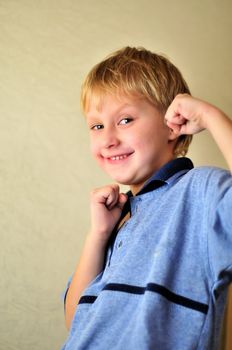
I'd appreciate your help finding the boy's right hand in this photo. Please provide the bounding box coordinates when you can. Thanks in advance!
[89,184,128,243]
[65,184,127,329]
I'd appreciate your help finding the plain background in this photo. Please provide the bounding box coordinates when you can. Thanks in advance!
[0,1,231,349]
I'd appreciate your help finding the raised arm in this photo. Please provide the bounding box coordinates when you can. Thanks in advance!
[64,185,127,330]
[165,94,232,172]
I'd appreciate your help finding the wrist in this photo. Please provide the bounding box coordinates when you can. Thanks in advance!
[87,230,110,248]
[200,103,223,130]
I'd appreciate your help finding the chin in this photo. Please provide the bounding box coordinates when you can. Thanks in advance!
[109,175,132,186]
[113,179,130,186]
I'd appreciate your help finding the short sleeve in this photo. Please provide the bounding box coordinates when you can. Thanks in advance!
[61,275,73,308]
[206,168,232,286]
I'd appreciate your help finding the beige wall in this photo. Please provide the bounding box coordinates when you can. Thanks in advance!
[0,1,231,349]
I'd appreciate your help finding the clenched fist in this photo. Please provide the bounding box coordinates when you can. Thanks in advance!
[89,184,128,242]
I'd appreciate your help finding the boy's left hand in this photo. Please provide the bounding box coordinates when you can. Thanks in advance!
[165,94,208,136]
[165,93,232,172]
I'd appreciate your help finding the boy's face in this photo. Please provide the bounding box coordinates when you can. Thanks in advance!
[86,94,176,194]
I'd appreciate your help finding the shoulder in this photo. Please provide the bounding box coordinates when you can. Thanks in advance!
[181,166,232,199]
[183,165,230,183]
[170,165,231,194]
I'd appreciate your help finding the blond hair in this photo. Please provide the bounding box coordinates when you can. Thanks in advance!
[81,46,192,156]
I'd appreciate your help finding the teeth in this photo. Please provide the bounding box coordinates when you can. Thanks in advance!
[110,155,128,161]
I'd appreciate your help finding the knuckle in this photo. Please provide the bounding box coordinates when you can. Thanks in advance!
[90,187,101,198]
[111,184,119,192]
[90,189,96,196]
[90,184,119,201]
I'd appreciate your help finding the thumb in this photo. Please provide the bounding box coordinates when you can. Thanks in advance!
[117,193,128,210]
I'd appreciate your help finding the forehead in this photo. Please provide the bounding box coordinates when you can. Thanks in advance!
[85,91,140,115]
[83,85,144,112]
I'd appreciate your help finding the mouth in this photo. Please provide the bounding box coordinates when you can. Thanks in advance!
[109,154,129,161]
[103,152,133,162]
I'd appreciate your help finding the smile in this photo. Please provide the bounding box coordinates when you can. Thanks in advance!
[103,152,133,162]
[110,154,128,161]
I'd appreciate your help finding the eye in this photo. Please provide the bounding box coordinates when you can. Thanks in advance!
[119,117,133,125]
[90,124,104,130]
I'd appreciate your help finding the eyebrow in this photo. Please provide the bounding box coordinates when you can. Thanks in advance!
[86,103,135,121]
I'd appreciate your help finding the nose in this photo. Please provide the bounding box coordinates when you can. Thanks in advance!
[102,126,120,149]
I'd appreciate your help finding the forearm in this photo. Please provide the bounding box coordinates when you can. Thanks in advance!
[64,232,108,330]
[204,105,232,173]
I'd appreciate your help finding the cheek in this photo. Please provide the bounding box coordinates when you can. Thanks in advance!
[89,139,99,159]
[90,141,105,169]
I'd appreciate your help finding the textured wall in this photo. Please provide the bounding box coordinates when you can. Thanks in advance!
[0,1,231,349]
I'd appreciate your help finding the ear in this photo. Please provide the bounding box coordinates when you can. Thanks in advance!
[168,127,179,141]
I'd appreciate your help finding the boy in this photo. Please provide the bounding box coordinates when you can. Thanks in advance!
[62,47,232,349]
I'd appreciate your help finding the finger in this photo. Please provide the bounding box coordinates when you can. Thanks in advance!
[91,185,118,206]
[117,193,128,210]
[166,113,186,125]
[178,124,189,135]
[107,189,127,211]
[166,121,182,135]
[105,185,120,209]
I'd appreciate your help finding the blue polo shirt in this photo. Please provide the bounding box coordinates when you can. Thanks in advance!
[62,157,232,350]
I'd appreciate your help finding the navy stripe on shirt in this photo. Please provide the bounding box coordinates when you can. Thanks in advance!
[78,282,208,315]
[78,295,97,304]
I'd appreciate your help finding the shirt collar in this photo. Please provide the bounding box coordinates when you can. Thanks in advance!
[143,156,193,185]
[129,157,194,197]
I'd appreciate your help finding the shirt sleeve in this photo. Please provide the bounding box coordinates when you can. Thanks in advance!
[61,275,73,309]
[206,168,232,287]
